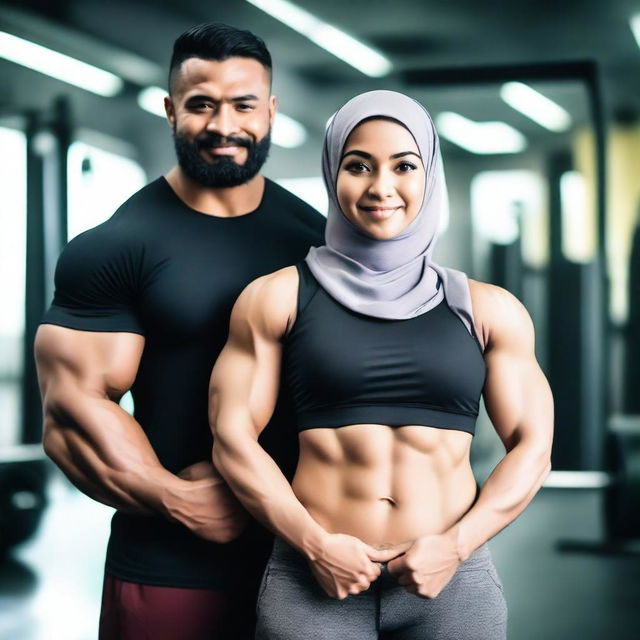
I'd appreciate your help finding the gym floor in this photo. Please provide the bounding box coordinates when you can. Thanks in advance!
[0,470,638,640]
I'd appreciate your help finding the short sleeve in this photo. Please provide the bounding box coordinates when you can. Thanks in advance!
[41,226,145,335]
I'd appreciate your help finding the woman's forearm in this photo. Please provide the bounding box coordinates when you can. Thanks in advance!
[453,442,551,560]
[212,428,328,559]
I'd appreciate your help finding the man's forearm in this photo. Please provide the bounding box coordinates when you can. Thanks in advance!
[453,443,551,560]
[44,396,182,517]
[213,433,328,559]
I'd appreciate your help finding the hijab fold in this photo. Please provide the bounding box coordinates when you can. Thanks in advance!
[305,90,475,336]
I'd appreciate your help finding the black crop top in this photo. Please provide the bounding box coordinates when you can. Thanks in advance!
[282,262,486,435]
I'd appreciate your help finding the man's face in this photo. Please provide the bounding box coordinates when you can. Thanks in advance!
[165,57,275,188]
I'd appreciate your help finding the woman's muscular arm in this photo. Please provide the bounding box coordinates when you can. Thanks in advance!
[210,267,397,599]
[389,282,553,597]
[35,325,246,543]
[453,282,553,558]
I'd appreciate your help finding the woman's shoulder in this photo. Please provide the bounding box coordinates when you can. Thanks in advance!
[467,279,534,350]
[244,265,300,298]
[231,266,300,338]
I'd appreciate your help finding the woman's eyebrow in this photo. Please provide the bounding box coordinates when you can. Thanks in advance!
[341,150,371,161]
[341,150,422,161]
[390,151,422,159]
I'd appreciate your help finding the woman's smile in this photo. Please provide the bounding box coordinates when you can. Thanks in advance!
[357,204,403,220]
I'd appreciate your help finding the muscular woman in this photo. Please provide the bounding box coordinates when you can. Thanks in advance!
[210,90,553,639]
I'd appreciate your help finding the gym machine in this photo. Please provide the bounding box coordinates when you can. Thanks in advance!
[0,97,70,555]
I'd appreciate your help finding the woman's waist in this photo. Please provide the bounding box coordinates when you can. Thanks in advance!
[293,466,478,547]
[268,534,493,576]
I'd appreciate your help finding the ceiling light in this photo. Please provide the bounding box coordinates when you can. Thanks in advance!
[137,86,167,118]
[272,112,307,148]
[435,112,527,154]
[138,86,307,149]
[630,13,640,48]
[245,0,392,77]
[0,31,123,97]
[500,82,571,132]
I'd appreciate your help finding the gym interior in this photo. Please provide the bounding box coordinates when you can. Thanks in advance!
[1,1,639,638]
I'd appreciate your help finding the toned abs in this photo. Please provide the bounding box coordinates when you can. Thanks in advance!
[293,424,477,548]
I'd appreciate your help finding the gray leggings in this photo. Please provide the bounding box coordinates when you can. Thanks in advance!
[255,537,507,640]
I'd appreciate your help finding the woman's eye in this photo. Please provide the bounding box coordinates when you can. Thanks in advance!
[397,161,417,172]
[345,162,369,173]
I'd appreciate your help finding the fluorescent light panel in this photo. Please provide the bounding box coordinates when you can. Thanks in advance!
[501,82,571,132]
[630,13,640,48]
[137,86,167,117]
[0,31,123,96]
[245,0,392,77]
[544,471,611,489]
[137,86,307,148]
[435,112,527,154]
[560,171,590,263]
[272,112,307,148]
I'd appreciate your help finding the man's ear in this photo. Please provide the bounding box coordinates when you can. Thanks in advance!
[164,96,176,129]
[268,94,277,127]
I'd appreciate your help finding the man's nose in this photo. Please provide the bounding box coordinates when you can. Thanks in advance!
[206,104,237,138]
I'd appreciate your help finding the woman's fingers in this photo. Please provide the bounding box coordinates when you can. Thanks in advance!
[365,541,411,564]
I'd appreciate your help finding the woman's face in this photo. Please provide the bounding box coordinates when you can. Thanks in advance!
[336,118,426,240]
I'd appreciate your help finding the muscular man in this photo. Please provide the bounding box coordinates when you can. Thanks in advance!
[35,23,324,639]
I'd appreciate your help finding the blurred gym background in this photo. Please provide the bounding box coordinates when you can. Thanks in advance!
[1,1,639,638]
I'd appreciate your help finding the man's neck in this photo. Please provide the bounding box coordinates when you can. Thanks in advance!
[165,166,265,218]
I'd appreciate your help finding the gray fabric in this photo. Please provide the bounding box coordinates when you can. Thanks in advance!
[305,90,475,335]
[255,537,507,640]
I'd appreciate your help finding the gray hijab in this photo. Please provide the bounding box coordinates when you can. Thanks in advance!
[305,89,476,336]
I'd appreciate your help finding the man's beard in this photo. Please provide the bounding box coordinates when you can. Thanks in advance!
[173,129,271,188]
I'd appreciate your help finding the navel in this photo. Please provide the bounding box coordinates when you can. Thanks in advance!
[379,495,397,506]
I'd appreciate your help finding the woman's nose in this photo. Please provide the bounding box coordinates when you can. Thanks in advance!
[367,171,395,199]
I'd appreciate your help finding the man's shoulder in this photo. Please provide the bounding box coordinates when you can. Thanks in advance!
[111,177,168,219]
[264,178,326,233]
[68,178,167,244]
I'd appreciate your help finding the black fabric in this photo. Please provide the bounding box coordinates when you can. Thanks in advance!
[41,177,325,588]
[283,262,486,435]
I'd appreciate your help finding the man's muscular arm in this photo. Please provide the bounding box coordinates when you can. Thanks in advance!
[35,325,245,542]
[389,283,553,597]
[210,268,397,599]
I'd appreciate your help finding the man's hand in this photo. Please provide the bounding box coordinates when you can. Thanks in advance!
[163,461,248,543]
[307,533,403,600]
[177,460,224,482]
[387,527,461,599]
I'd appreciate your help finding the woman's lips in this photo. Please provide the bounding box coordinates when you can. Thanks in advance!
[358,205,402,220]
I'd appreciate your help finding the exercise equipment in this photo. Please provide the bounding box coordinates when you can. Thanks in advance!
[0,446,48,554]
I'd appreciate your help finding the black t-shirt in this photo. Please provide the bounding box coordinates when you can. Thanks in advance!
[41,176,325,588]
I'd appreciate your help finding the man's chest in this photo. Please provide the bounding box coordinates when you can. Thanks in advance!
[136,223,310,340]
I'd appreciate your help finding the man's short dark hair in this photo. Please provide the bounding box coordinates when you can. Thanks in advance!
[169,22,272,93]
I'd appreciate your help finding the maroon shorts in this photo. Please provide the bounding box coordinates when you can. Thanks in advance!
[99,573,257,640]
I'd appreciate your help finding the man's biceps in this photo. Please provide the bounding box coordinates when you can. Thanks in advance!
[38,327,143,381]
